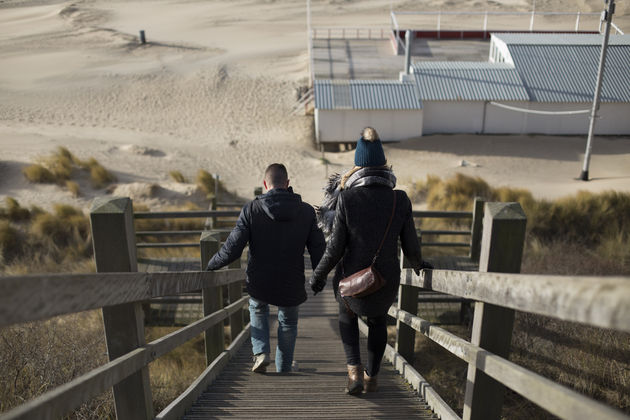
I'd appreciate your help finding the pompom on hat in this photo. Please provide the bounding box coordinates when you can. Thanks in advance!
[354,127,386,167]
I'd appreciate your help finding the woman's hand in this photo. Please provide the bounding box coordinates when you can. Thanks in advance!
[309,276,326,295]
[413,260,434,275]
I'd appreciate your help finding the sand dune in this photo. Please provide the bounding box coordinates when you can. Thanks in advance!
[1,0,629,211]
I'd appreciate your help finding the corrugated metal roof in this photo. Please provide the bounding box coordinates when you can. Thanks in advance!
[508,44,630,102]
[314,80,422,110]
[493,33,630,46]
[411,62,530,101]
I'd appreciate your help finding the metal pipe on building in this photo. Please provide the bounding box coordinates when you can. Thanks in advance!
[404,30,412,74]
[580,0,616,181]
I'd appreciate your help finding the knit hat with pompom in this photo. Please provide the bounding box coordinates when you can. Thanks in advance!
[354,127,386,167]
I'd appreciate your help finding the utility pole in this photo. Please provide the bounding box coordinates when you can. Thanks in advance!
[307,0,312,86]
[580,0,616,181]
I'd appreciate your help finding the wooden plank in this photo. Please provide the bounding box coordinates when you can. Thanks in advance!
[464,202,526,420]
[0,298,248,420]
[412,210,472,218]
[420,242,470,247]
[0,270,246,328]
[156,325,251,420]
[90,196,153,420]
[228,257,244,341]
[136,242,199,248]
[136,230,204,236]
[469,197,485,262]
[421,230,471,235]
[184,300,436,420]
[201,232,225,365]
[388,307,629,420]
[395,279,418,362]
[134,210,240,219]
[149,296,248,359]
[402,270,630,333]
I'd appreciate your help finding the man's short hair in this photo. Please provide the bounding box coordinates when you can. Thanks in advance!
[264,163,288,187]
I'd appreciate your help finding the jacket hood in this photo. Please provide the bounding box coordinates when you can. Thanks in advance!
[258,187,302,221]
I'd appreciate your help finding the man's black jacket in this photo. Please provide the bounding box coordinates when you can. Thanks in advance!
[206,188,326,307]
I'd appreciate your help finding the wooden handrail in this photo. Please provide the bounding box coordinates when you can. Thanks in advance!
[1,296,249,420]
[136,242,200,248]
[387,306,628,420]
[388,201,630,420]
[134,210,240,219]
[412,210,472,218]
[402,269,630,332]
[0,269,245,328]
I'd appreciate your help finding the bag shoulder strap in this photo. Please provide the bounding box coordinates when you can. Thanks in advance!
[372,190,397,265]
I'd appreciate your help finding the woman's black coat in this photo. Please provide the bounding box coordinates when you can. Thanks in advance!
[311,184,423,317]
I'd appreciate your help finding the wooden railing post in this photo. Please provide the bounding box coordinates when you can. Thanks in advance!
[469,197,485,262]
[396,249,419,362]
[89,197,153,420]
[228,256,244,341]
[200,232,224,365]
[463,202,527,420]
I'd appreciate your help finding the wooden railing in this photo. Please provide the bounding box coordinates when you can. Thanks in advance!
[134,197,484,256]
[0,197,248,420]
[134,207,240,249]
[377,201,630,420]
[4,198,627,419]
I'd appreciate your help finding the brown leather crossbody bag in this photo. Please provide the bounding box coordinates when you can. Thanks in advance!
[338,190,396,298]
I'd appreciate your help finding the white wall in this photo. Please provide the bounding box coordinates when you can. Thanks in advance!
[315,102,630,140]
[483,101,528,133]
[484,102,630,135]
[315,109,423,143]
[595,103,630,135]
[422,101,485,134]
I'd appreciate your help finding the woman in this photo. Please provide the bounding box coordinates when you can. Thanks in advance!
[309,127,432,395]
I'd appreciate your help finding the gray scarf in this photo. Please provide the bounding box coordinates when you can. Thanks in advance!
[316,166,396,236]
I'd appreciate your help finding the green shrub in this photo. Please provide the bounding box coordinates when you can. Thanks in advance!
[30,205,90,252]
[22,148,115,190]
[169,170,187,183]
[89,163,116,189]
[22,164,55,183]
[4,198,30,222]
[196,169,216,198]
[79,157,98,170]
[45,154,73,182]
[0,221,22,263]
[65,181,80,197]
[415,173,493,211]
[413,174,630,256]
[55,146,79,165]
[529,190,630,246]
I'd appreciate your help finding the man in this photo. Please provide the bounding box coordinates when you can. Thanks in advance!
[206,163,326,373]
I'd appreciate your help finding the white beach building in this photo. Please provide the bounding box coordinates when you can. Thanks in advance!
[313,79,423,143]
[313,33,630,142]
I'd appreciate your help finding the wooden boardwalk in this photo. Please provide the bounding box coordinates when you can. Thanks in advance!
[184,287,437,420]
[139,258,438,419]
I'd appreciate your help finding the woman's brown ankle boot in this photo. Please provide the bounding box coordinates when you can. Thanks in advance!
[363,371,378,392]
[346,364,364,395]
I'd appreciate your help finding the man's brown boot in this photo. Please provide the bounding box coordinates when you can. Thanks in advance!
[364,371,378,392]
[346,364,364,395]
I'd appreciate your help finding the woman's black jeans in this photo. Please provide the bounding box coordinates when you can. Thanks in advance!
[338,301,388,377]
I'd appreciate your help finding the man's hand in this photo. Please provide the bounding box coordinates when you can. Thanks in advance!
[413,260,434,276]
[309,277,326,295]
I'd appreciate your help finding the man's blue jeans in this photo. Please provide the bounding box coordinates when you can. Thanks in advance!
[249,297,299,372]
